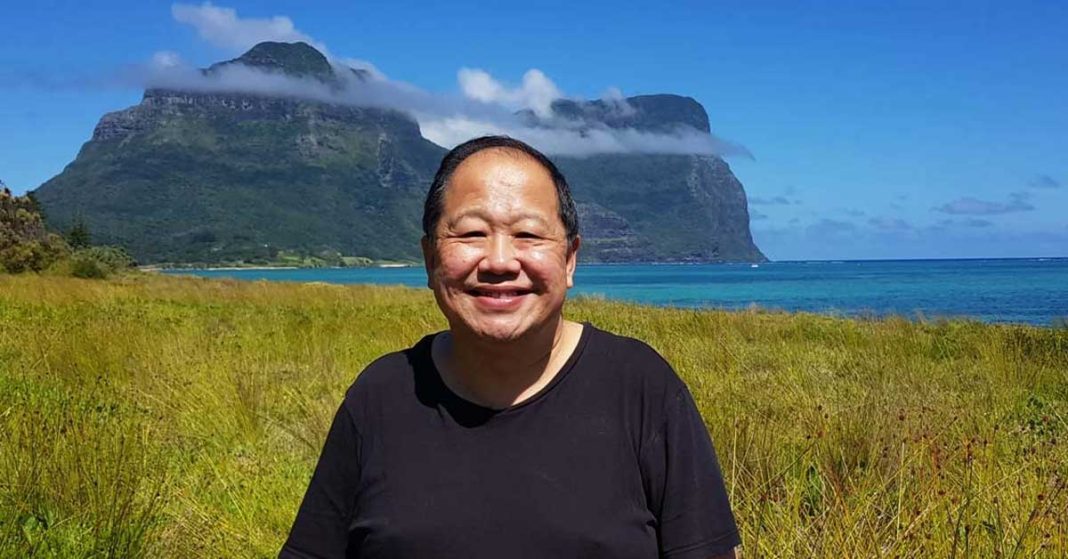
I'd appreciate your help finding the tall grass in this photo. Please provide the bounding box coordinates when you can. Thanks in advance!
[1,273,1065,557]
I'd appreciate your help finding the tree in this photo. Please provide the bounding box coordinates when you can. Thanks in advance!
[25,190,45,220]
[0,187,70,273]
[67,216,92,249]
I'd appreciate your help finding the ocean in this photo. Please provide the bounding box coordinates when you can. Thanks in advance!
[164,258,1068,326]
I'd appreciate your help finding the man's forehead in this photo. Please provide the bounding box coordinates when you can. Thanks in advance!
[450,147,554,184]
[438,149,562,230]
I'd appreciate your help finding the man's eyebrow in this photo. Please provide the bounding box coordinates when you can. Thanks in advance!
[446,209,551,226]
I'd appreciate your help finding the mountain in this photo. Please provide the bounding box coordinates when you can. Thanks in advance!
[542,95,710,133]
[33,42,765,265]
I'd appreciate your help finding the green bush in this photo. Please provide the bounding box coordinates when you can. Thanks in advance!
[69,255,108,279]
[1,188,71,273]
[75,246,136,272]
[43,246,137,279]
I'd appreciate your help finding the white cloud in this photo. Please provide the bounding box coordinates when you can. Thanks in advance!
[600,87,637,117]
[336,57,386,80]
[458,68,562,118]
[138,53,746,157]
[418,114,743,157]
[171,2,325,54]
[151,51,183,69]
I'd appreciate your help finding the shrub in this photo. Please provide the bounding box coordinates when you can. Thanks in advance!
[55,246,136,279]
[69,255,108,279]
[76,246,136,272]
[0,188,71,273]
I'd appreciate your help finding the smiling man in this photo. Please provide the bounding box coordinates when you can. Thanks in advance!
[281,136,740,559]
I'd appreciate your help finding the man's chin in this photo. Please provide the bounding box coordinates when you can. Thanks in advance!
[453,317,535,343]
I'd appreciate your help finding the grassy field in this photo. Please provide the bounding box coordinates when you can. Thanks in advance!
[1,273,1065,558]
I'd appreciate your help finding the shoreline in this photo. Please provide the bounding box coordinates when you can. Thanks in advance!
[152,266,302,272]
[148,261,1066,327]
[144,264,418,272]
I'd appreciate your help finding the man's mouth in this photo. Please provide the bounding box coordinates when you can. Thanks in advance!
[470,288,532,298]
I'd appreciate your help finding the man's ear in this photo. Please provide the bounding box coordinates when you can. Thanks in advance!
[420,236,435,289]
[565,236,580,288]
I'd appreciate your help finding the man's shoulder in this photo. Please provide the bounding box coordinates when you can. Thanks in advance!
[582,324,687,390]
[344,334,434,401]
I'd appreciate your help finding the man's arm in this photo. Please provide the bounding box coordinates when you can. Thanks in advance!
[642,386,741,559]
[280,403,362,558]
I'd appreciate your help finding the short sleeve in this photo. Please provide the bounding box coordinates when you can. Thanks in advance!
[280,402,362,559]
[640,387,740,559]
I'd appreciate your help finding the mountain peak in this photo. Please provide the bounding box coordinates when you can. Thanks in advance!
[550,94,711,133]
[209,41,334,80]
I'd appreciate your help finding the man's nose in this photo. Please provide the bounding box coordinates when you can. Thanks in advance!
[479,234,521,275]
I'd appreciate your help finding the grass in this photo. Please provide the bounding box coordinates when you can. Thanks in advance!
[0,273,1065,558]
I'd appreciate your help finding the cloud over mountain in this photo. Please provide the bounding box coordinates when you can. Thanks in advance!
[156,2,746,158]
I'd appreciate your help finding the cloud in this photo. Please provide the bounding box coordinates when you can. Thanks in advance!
[938,218,995,229]
[933,192,1034,216]
[868,217,912,231]
[337,57,386,80]
[458,68,562,118]
[806,219,857,237]
[749,209,768,221]
[1028,174,1061,189]
[841,208,866,217]
[749,195,796,206]
[171,2,325,53]
[139,58,742,157]
[417,114,740,157]
[600,87,637,117]
[151,51,183,69]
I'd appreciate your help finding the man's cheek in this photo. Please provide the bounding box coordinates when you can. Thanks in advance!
[444,246,484,271]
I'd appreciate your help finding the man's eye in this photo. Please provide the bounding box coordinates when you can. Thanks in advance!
[515,232,540,239]
[459,231,486,238]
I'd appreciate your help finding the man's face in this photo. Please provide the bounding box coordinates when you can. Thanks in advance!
[422,149,579,342]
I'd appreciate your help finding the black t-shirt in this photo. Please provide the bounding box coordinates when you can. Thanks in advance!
[281,324,739,558]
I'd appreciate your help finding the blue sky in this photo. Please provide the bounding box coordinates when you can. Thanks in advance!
[2,1,1066,260]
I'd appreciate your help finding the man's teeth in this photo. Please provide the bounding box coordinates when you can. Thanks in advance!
[481,291,519,298]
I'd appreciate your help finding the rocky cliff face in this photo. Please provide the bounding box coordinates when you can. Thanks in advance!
[33,42,765,264]
[553,94,764,262]
[559,153,763,262]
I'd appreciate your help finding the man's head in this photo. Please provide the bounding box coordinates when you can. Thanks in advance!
[421,136,581,342]
[423,136,579,244]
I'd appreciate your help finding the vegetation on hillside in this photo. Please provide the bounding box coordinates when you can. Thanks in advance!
[0,274,1064,557]
[0,187,69,273]
[1,187,135,278]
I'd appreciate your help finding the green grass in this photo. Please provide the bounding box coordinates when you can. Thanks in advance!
[1,273,1065,557]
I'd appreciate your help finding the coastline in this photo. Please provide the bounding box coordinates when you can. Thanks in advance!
[150,265,302,272]
[154,259,1068,327]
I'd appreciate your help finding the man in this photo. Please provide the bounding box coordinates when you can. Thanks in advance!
[281,136,740,558]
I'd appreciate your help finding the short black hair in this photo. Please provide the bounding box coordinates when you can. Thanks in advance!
[422,136,579,243]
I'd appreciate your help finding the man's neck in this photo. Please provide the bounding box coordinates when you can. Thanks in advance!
[434,319,583,409]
